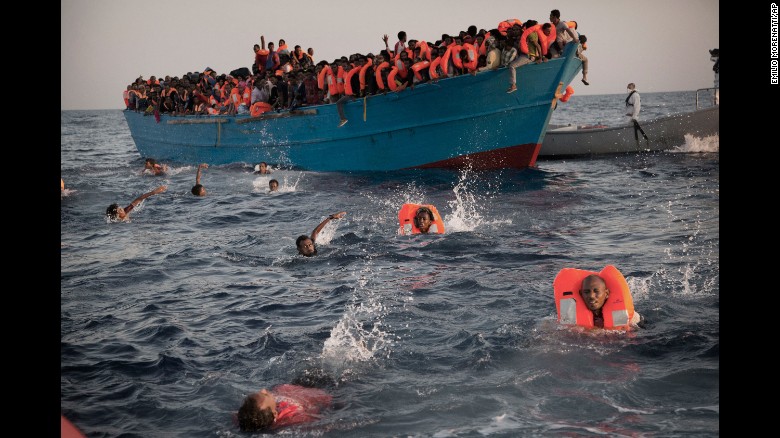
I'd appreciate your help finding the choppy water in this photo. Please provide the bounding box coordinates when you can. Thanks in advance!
[61,91,719,437]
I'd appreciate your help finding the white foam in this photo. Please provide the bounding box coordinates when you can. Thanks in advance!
[670,134,719,153]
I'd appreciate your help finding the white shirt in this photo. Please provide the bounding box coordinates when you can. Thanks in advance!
[626,90,641,120]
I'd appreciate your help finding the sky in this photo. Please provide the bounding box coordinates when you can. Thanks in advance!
[61,0,719,110]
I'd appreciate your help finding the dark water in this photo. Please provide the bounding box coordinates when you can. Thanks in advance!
[61,91,719,437]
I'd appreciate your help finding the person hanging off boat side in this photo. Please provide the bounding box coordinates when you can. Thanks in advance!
[296,211,347,257]
[506,20,550,94]
[105,185,167,221]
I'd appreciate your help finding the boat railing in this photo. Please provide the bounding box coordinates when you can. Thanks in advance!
[695,87,719,109]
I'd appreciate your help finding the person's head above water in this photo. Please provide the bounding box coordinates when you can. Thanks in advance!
[237,389,277,432]
[191,184,205,196]
[269,179,279,192]
[296,235,316,257]
[580,274,610,313]
[414,207,435,233]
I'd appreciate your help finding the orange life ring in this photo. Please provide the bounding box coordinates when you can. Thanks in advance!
[553,265,636,330]
[398,203,445,235]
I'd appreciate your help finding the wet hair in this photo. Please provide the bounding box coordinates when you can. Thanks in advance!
[296,235,310,247]
[191,184,204,195]
[237,394,275,432]
[414,207,434,229]
[296,234,316,256]
[106,203,120,218]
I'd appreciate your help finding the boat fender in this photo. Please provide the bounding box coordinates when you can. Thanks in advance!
[553,265,636,330]
[397,203,445,235]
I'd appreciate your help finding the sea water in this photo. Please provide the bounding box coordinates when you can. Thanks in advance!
[61,91,718,437]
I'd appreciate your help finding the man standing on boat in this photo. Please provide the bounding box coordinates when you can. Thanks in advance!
[625,83,647,142]
[625,83,641,121]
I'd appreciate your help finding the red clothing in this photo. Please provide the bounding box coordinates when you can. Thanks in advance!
[271,384,332,429]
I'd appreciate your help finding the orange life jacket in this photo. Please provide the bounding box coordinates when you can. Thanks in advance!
[553,265,636,330]
[461,43,478,71]
[559,85,574,102]
[250,101,272,117]
[411,60,430,81]
[242,88,251,106]
[450,44,463,69]
[344,67,360,96]
[497,18,523,36]
[439,47,452,77]
[374,61,390,90]
[428,57,443,80]
[519,24,549,56]
[417,40,431,62]
[123,90,129,106]
[394,57,408,79]
[336,65,346,94]
[359,57,374,91]
[387,67,402,91]
[397,204,445,235]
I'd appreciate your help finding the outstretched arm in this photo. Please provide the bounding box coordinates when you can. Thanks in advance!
[261,35,265,50]
[195,163,208,185]
[130,185,167,207]
[311,211,347,242]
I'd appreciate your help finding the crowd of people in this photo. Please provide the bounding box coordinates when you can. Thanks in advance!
[123,10,588,123]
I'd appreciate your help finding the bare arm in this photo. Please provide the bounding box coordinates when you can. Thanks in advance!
[195,163,208,185]
[566,28,579,45]
[311,211,347,242]
[261,35,265,50]
[130,185,167,207]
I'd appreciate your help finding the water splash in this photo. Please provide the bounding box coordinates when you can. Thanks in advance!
[444,166,511,232]
[670,134,719,153]
[321,264,398,368]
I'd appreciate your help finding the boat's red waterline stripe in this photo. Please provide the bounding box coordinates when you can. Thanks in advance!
[410,143,541,170]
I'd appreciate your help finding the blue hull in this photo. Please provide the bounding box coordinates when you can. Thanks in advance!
[124,45,581,171]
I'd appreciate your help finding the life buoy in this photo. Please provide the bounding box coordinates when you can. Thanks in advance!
[250,101,272,117]
[397,203,445,235]
[519,24,549,56]
[553,265,636,330]
[560,85,574,102]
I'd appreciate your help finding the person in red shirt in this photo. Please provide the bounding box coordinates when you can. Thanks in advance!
[237,383,333,432]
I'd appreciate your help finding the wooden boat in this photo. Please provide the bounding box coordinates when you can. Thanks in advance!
[124,44,583,171]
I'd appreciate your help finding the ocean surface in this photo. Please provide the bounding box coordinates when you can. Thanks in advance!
[61,91,719,437]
